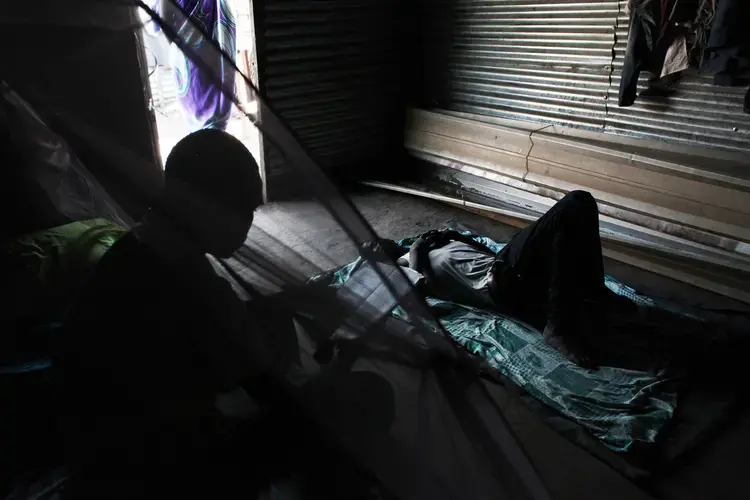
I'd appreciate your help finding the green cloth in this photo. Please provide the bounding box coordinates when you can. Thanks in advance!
[2,219,127,371]
[316,232,678,453]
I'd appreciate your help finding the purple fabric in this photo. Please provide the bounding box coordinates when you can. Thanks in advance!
[156,0,237,131]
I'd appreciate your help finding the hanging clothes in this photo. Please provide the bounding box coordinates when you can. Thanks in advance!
[703,0,750,114]
[703,0,750,85]
[154,0,237,131]
[618,0,710,107]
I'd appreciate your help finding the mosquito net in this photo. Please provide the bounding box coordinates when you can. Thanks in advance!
[1,1,554,499]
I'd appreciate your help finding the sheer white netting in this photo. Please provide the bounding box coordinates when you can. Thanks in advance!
[2,1,552,498]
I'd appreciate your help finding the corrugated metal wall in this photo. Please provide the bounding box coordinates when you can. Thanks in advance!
[444,0,617,129]
[254,0,403,194]
[434,0,750,155]
[607,1,750,154]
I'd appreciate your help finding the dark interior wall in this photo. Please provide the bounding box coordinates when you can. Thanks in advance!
[407,0,458,111]
[253,0,411,197]
[0,11,161,221]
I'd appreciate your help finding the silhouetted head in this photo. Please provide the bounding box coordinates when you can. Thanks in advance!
[161,129,262,258]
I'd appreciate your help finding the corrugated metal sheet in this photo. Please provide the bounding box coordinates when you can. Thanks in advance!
[443,0,619,129]
[605,1,750,154]
[254,0,402,184]
[437,0,750,155]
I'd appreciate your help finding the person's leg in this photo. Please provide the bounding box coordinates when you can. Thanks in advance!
[497,191,604,307]
[492,191,605,363]
[546,191,605,321]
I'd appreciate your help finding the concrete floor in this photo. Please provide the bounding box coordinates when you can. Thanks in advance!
[252,186,748,312]
[245,186,749,500]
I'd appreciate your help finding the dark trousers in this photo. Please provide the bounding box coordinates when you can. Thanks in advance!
[491,191,606,329]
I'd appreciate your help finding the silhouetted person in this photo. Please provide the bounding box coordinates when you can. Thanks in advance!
[57,129,272,497]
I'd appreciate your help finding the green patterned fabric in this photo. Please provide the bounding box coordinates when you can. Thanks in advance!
[2,219,127,372]
[317,232,678,453]
[3,218,127,316]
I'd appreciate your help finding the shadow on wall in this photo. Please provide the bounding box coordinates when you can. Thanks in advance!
[409,0,459,111]
[352,0,458,185]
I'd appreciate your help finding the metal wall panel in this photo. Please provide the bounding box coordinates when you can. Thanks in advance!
[443,0,619,129]
[254,0,403,189]
[436,0,750,155]
[605,1,750,155]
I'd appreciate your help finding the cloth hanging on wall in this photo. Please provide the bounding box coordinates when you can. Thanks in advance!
[702,0,750,114]
[619,0,712,107]
[703,0,750,85]
[153,0,237,131]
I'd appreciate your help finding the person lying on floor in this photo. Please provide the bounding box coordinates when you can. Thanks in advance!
[388,190,631,367]
[56,129,288,497]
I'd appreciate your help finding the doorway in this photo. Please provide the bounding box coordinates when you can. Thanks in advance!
[138,0,261,168]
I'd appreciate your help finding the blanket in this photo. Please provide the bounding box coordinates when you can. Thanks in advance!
[320,232,680,454]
